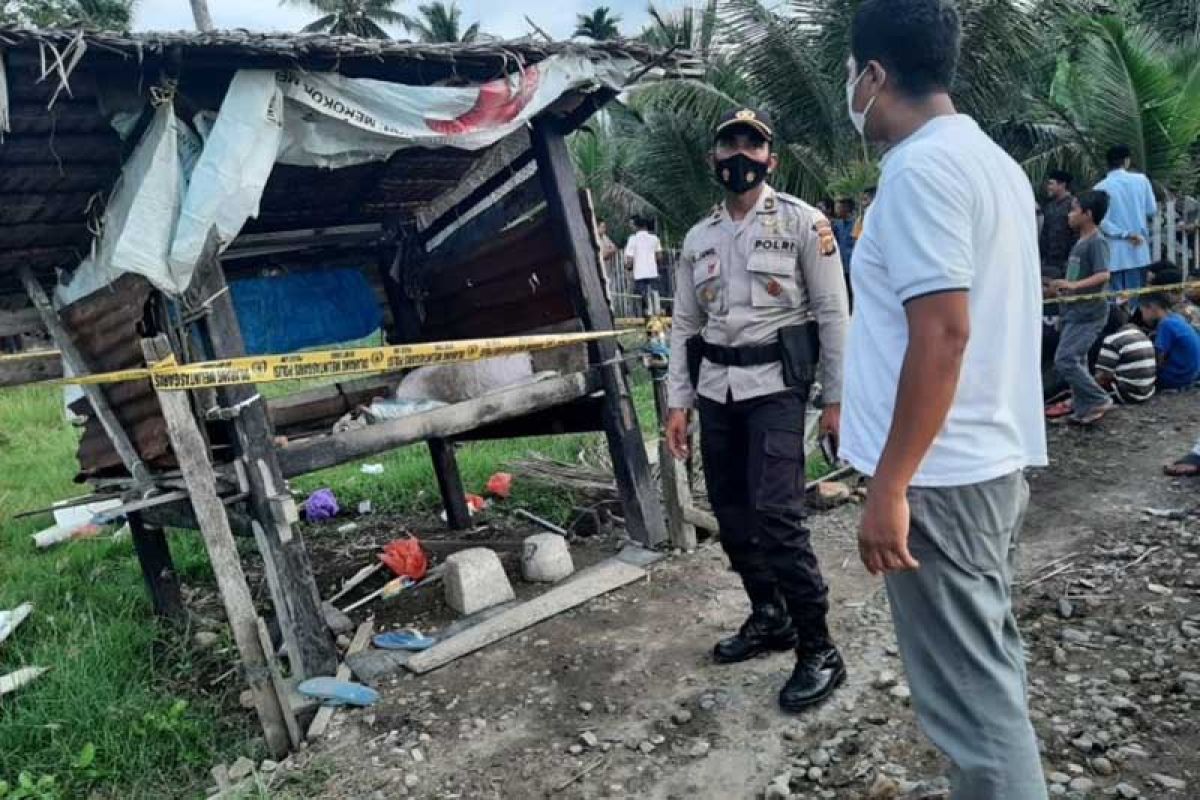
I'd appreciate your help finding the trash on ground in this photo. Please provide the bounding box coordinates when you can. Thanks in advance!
[467,494,487,512]
[303,488,339,522]
[336,522,358,534]
[486,472,514,499]
[360,463,385,475]
[341,576,414,614]
[380,537,428,581]
[327,563,384,604]
[0,602,33,646]
[0,666,49,696]
[357,500,373,515]
[373,629,436,651]
[296,677,379,707]
[32,522,104,549]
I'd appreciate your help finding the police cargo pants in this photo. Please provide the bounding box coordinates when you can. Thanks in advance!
[697,388,831,648]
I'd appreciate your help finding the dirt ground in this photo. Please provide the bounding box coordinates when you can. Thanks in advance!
[269,391,1200,800]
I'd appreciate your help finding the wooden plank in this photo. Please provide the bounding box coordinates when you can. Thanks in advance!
[19,267,150,486]
[530,121,666,547]
[190,249,337,681]
[256,618,303,749]
[0,349,62,387]
[128,513,185,620]
[278,371,597,478]
[0,307,45,338]
[267,374,402,432]
[405,558,647,674]
[650,370,697,550]
[428,438,471,531]
[306,621,374,740]
[142,335,291,758]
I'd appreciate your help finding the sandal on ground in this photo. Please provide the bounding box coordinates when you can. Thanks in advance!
[1164,452,1200,477]
[1068,401,1114,427]
[1044,400,1074,419]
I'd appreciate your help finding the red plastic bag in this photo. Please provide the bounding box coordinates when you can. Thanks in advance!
[485,472,513,499]
[466,493,487,512]
[379,537,428,581]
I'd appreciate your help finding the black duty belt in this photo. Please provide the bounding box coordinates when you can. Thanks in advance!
[701,340,782,368]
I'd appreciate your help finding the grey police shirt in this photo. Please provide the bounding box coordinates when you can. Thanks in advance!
[667,184,850,408]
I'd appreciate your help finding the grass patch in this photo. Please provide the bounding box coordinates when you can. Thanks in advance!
[0,386,252,799]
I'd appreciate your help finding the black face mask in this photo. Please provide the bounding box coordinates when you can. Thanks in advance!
[714,153,770,194]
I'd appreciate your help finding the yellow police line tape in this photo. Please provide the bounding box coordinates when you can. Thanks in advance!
[1048,279,1200,305]
[43,331,625,391]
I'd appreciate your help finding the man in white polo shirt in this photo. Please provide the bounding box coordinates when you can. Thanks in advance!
[624,216,664,316]
[841,1,1049,797]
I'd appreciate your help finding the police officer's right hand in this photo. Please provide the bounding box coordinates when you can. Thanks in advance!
[665,409,690,460]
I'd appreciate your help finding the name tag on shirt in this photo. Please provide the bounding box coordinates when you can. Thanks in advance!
[753,238,797,254]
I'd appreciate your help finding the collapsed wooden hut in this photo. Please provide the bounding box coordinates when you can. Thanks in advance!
[0,27,699,753]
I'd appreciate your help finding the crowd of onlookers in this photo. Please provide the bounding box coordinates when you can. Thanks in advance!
[1036,145,1200,474]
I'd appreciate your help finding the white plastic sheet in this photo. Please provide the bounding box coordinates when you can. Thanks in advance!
[65,53,641,297]
[170,71,284,285]
[0,49,10,138]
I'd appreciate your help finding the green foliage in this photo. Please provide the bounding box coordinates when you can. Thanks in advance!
[0,0,135,29]
[577,0,1200,238]
[400,1,480,43]
[284,0,408,38]
[574,6,622,40]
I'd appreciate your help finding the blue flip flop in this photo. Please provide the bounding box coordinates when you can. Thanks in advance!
[373,629,436,651]
[297,677,379,707]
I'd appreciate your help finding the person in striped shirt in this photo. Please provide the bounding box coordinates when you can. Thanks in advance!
[1094,310,1157,404]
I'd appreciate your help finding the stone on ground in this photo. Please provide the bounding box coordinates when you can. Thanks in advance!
[521,533,575,583]
[443,548,515,615]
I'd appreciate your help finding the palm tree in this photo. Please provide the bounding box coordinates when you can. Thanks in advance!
[400,1,480,43]
[2,0,138,28]
[286,0,408,38]
[574,6,622,40]
[1027,14,1200,191]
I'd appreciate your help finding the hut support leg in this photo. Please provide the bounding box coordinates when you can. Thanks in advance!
[428,439,471,530]
[129,512,184,619]
[143,335,292,758]
[531,120,666,547]
[189,250,337,680]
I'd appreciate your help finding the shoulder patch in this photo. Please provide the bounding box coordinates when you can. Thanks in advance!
[774,192,805,207]
[813,218,838,258]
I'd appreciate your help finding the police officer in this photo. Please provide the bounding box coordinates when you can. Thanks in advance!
[665,108,850,712]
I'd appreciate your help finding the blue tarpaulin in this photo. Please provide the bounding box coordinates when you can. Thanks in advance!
[230,269,382,355]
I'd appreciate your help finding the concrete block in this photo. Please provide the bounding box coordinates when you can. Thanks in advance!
[444,548,515,615]
[521,533,575,583]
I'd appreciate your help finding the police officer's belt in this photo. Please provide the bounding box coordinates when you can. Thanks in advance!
[700,340,782,368]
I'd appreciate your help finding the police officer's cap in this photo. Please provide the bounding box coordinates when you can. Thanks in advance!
[714,107,774,143]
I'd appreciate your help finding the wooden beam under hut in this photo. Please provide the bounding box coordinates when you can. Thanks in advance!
[529,119,667,547]
[186,246,337,681]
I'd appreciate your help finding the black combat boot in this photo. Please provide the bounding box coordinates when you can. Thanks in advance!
[713,604,799,664]
[777,645,846,712]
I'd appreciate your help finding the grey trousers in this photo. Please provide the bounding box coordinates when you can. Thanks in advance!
[1054,314,1109,417]
[884,471,1048,800]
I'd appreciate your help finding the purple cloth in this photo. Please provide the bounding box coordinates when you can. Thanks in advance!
[304,488,339,522]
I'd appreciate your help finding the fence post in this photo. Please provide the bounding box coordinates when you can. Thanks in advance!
[1166,198,1178,265]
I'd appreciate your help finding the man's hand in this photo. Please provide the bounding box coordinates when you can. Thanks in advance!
[819,402,841,447]
[665,408,691,460]
[1049,278,1071,293]
[858,484,920,576]
[1129,233,1144,246]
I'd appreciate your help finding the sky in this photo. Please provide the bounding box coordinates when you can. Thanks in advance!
[133,1,686,40]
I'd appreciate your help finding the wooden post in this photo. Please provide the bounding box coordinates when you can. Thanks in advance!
[128,512,184,619]
[142,335,291,758]
[428,439,471,530]
[530,118,666,547]
[18,267,151,488]
[188,252,337,680]
[650,367,697,551]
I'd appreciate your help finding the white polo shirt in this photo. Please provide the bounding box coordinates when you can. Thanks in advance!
[625,230,663,281]
[841,115,1048,487]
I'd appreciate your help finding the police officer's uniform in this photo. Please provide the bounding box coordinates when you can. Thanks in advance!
[667,109,850,710]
